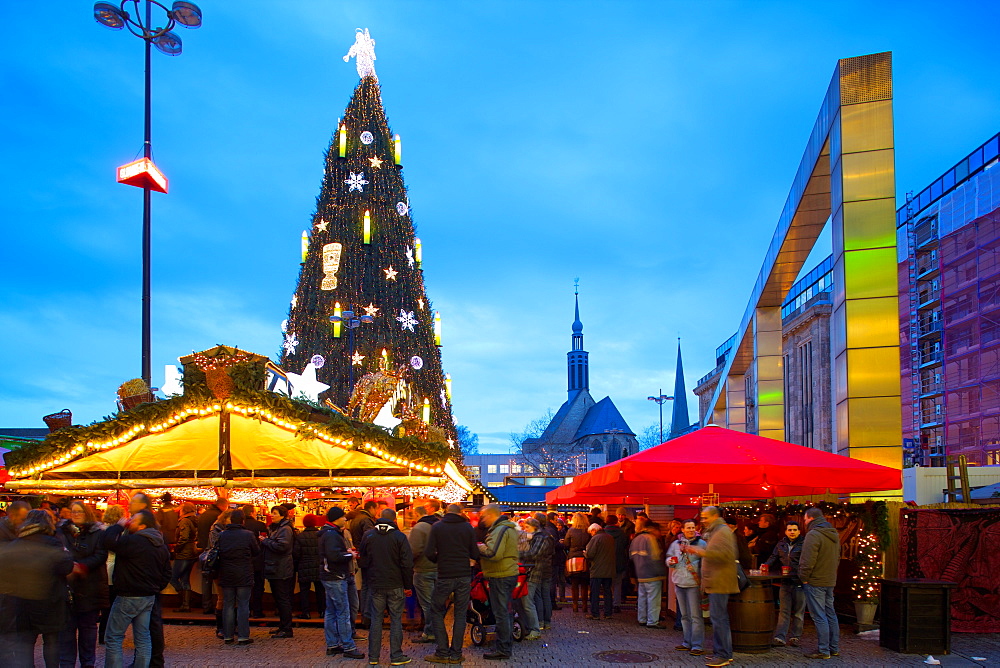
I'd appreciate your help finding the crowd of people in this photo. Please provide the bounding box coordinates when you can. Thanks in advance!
[0,495,843,667]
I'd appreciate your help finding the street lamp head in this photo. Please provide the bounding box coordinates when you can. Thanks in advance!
[153,30,183,55]
[647,396,657,402]
[171,1,202,28]
[94,2,127,29]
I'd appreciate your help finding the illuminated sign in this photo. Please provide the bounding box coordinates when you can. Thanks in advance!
[116,158,168,193]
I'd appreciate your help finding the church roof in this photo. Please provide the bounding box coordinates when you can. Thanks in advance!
[536,389,595,444]
[574,396,634,440]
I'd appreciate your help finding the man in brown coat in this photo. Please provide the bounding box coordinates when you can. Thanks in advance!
[684,506,736,667]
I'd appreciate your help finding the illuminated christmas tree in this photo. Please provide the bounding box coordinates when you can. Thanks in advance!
[851,533,882,601]
[280,29,455,443]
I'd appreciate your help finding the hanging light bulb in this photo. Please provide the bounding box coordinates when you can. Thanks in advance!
[434,311,442,346]
[415,238,422,265]
[332,302,342,338]
[393,134,402,165]
[422,397,430,423]
[363,210,371,244]
[339,122,347,158]
[301,231,309,263]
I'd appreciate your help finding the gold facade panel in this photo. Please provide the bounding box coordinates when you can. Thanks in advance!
[836,399,849,455]
[847,447,903,470]
[843,248,898,299]
[841,149,895,202]
[838,52,892,105]
[845,297,901,348]
[832,303,847,360]
[842,198,897,251]
[844,397,902,449]
[839,100,894,154]
[757,378,784,402]
[757,404,784,436]
[835,349,848,405]
[846,347,903,398]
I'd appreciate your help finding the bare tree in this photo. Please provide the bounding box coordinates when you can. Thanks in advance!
[509,409,589,476]
[637,424,662,451]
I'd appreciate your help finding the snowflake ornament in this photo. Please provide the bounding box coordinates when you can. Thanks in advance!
[396,309,418,332]
[360,131,374,145]
[283,331,299,355]
[396,202,408,216]
[344,172,369,192]
[290,295,298,308]
[405,246,415,268]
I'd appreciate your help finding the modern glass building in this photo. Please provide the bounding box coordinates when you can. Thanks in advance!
[898,132,1000,466]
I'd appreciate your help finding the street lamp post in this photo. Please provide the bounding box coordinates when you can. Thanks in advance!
[94,1,203,388]
[647,389,674,444]
[329,310,374,395]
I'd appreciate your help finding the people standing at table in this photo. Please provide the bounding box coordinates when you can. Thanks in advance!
[197,498,228,615]
[349,500,377,628]
[684,506,737,668]
[629,519,666,628]
[56,501,109,668]
[799,508,841,660]
[360,508,414,666]
[423,503,478,664]
[477,504,519,661]
[215,509,259,645]
[241,505,267,618]
[667,518,706,656]
[563,512,591,613]
[262,504,296,638]
[103,508,171,668]
[764,520,805,647]
[294,514,325,620]
[319,506,365,660]
[407,501,440,644]
[583,522,615,620]
[170,503,198,612]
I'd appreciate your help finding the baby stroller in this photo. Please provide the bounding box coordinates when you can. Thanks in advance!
[467,571,524,646]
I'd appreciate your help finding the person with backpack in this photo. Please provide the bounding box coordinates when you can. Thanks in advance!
[102,509,171,668]
[319,507,364,660]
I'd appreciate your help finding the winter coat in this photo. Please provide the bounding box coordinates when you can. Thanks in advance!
[798,519,840,587]
[520,531,554,583]
[564,527,589,559]
[103,524,171,597]
[216,524,260,588]
[359,519,413,590]
[478,517,519,579]
[604,524,629,574]
[348,510,375,548]
[425,512,478,580]
[293,526,322,583]
[57,520,109,612]
[156,506,179,545]
[666,535,706,589]
[584,530,616,579]
[318,523,355,581]
[750,526,782,565]
[0,532,74,635]
[197,503,225,549]
[262,518,295,580]
[408,514,439,573]
[543,521,565,573]
[629,530,666,582]
[700,518,738,594]
[174,514,198,560]
[619,517,635,538]
[763,535,804,584]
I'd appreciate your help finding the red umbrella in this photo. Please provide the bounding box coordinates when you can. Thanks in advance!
[544,480,704,506]
[571,425,901,498]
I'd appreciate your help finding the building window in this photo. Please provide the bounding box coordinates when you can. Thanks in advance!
[499,465,509,474]
[799,340,814,448]
[511,464,522,474]
[487,465,497,474]
[466,466,481,480]
[487,482,504,488]
[987,450,1000,465]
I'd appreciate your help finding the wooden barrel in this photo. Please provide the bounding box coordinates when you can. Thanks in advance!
[728,579,777,653]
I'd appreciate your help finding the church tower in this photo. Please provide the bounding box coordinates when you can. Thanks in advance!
[669,339,692,439]
[567,285,589,396]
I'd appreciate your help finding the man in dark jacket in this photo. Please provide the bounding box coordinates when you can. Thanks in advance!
[360,509,413,666]
[349,500,377,628]
[197,498,228,614]
[603,515,629,612]
[584,523,615,619]
[764,521,805,647]
[103,509,171,668]
[262,505,295,638]
[216,509,259,645]
[799,508,841,659]
[424,504,479,664]
[319,507,364,659]
[241,505,267,617]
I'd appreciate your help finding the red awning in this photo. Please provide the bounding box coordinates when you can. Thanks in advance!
[564,425,901,499]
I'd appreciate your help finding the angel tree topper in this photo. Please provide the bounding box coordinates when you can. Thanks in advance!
[344,28,377,79]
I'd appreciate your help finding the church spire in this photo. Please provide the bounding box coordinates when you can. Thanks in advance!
[669,339,690,439]
[567,279,589,395]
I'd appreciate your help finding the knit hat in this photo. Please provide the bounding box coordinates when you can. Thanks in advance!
[303,514,320,528]
[326,507,346,523]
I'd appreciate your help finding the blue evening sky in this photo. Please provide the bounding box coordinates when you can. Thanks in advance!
[2,2,998,453]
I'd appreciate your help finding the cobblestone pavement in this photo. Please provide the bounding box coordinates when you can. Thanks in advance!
[40,608,998,667]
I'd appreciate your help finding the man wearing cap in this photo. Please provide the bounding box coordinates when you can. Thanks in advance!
[319,507,364,660]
